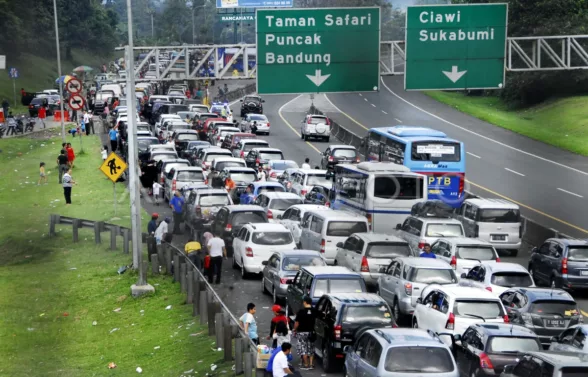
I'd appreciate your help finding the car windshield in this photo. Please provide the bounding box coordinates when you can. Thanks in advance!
[269,198,303,210]
[244,143,269,151]
[425,223,464,237]
[411,141,461,162]
[562,367,588,376]
[453,300,504,318]
[282,256,325,271]
[529,300,579,317]
[307,174,332,187]
[456,246,497,261]
[198,194,230,206]
[232,212,266,226]
[244,97,261,103]
[259,152,284,161]
[217,162,244,171]
[170,124,190,131]
[249,115,267,121]
[252,232,293,245]
[343,305,392,324]
[478,208,521,223]
[326,221,368,237]
[165,163,190,173]
[488,337,541,353]
[205,153,232,162]
[374,176,425,200]
[385,347,454,373]
[270,161,298,170]
[230,173,256,183]
[313,278,364,297]
[412,268,457,284]
[568,246,588,261]
[332,149,357,158]
[490,272,533,287]
[309,116,327,125]
[177,134,199,141]
[176,171,204,181]
[138,139,158,150]
[259,186,285,194]
[366,243,411,258]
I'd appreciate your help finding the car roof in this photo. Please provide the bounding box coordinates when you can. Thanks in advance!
[213,157,243,162]
[137,137,158,141]
[396,257,453,268]
[550,238,588,247]
[162,159,189,165]
[288,204,332,212]
[174,130,198,134]
[329,144,356,150]
[326,293,386,305]
[307,210,367,221]
[276,249,323,257]
[204,148,232,154]
[252,181,284,187]
[251,148,283,153]
[297,169,328,175]
[526,351,588,366]
[259,192,301,199]
[223,205,265,212]
[173,166,203,172]
[410,215,462,223]
[433,285,499,299]
[479,262,529,273]
[269,159,297,165]
[223,167,256,173]
[302,266,359,276]
[353,232,407,243]
[372,328,447,347]
[244,223,289,232]
[439,237,494,246]
[472,323,538,337]
[194,188,229,195]
[512,287,575,301]
[465,198,520,209]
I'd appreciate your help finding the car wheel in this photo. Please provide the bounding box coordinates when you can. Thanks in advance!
[261,278,268,294]
[392,299,402,322]
[322,343,333,373]
[241,261,248,279]
[412,318,419,329]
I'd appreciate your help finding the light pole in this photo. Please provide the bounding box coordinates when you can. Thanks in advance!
[52,0,66,142]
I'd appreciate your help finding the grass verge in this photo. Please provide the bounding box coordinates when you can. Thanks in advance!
[0,133,232,376]
[425,91,588,156]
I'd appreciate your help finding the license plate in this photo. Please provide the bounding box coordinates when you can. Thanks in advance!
[544,319,565,327]
[581,271,588,276]
[492,235,507,241]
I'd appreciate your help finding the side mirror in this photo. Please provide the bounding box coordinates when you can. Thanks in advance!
[461,273,467,279]
[276,214,282,220]
[343,345,352,353]
[336,242,344,248]
[453,334,462,342]
[261,261,268,266]
[395,224,401,230]
[532,246,538,253]
[416,297,422,305]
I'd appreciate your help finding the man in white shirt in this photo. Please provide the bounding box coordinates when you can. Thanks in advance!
[301,158,311,170]
[206,232,227,284]
[272,342,294,377]
[257,165,267,182]
[152,181,163,205]
[154,217,170,245]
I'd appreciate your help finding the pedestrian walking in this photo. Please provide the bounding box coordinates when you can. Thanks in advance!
[38,105,46,129]
[169,191,185,234]
[56,149,69,184]
[66,143,75,169]
[206,231,226,284]
[185,238,203,270]
[293,296,317,369]
[84,111,94,135]
[147,213,159,235]
[154,217,171,246]
[62,168,76,205]
[71,109,78,122]
[103,103,110,120]
[109,126,118,152]
[152,181,162,205]
[101,145,108,161]
[239,303,259,345]
[301,158,311,170]
[38,162,47,185]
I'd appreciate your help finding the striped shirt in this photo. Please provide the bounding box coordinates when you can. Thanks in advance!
[62,173,73,188]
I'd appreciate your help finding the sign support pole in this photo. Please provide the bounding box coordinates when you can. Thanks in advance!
[113,183,117,216]
[52,0,66,143]
[12,77,16,110]
[126,0,153,297]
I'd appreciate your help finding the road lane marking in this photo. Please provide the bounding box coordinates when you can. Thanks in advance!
[505,168,525,177]
[582,310,588,317]
[278,95,321,154]
[364,98,368,102]
[382,110,388,115]
[379,77,588,177]
[358,93,362,97]
[467,152,481,159]
[394,118,402,123]
[322,92,588,235]
[371,103,376,108]
[557,188,584,198]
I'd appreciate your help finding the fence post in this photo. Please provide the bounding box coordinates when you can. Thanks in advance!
[110,226,117,250]
[180,263,187,293]
[199,291,208,325]
[235,338,244,375]
[165,245,172,275]
[193,274,201,316]
[122,228,130,254]
[147,235,156,260]
[215,312,224,348]
[72,219,80,243]
[208,301,220,336]
[187,270,194,304]
[243,352,253,377]
[224,325,235,361]
[49,214,56,237]
[151,254,159,275]
[94,221,103,244]
[173,255,180,282]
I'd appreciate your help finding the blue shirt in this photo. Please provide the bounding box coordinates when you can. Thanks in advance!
[240,193,253,205]
[239,312,258,340]
[170,196,184,213]
[419,251,436,258]
[109,129,118,141]
[266,346,293,372]
[148,219,158,234]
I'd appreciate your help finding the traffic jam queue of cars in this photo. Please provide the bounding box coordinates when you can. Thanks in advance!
[129,84,588,376]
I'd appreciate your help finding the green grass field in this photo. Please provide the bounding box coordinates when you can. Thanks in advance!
[0,133,232,376]
[425,92,588,156]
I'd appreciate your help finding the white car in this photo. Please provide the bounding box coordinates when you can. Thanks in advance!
[413,285,509,344]
[213,126,240,146]
[252,192,305,222]
[431,237,501,278]
[164,166,205,201]
[300,114,331,142]
[267,160,299,182]
[242,114,270,135]
[189,104,209,113]
[275,204,332,244]
[289,169,332,196]
[232,223,297,278]
[155,114,182,134]
[458,261,535,296]
[211,157,247,172]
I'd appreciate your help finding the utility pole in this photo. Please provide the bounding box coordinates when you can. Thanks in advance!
[151,12,154,39]
[192,7,196,44]
[127,0,154,297]
[52,0,66,142]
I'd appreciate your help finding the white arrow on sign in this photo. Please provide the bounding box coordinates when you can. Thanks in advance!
[442,66,467,83]
[306,69,331,87]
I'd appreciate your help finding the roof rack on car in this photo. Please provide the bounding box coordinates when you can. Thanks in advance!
[374,329,392,344]
[411,200,454,219]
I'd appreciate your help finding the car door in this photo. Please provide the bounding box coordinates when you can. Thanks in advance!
[313,297,330,350]
[286,271,303,313]
[265,254,280,292]
[346,333,371,377]
[455,328,476,375]
[357,335,382,377]
[461,203,477,237]
[532,242,552,283]
[389,260,404,301]
[233,228,245,264]
[378,261,397,303]
[336,236,358,268]
[309,216,324,252]
[212,208,227,235]
[415,290,437,330]
[550,327,579,352]
[299,213,313,249]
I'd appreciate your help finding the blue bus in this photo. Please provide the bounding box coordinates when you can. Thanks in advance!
[364,126,465,207]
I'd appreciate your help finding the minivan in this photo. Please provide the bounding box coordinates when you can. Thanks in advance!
[299,210,369,264]
[454,198,522,256]
[528,238,588,290]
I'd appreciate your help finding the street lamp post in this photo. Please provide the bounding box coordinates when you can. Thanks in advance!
[52,0,66,142]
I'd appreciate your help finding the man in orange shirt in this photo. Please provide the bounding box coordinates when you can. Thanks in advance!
[225,174,236,191]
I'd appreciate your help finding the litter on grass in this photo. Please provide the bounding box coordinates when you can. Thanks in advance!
[110,328,119,334]
[108,362,117,369]
[113,308,122,312]
[165,305,172,310]
[92,321,97,326]
[136,367,143,373]
[154,346,160,350]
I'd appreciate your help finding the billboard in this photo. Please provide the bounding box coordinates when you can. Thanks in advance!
[216,0,292,8]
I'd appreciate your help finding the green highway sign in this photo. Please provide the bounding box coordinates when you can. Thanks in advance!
[256,7,380,95]
[405,4,508,91]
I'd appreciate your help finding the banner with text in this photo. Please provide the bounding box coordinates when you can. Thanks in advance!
[216,0,292,8]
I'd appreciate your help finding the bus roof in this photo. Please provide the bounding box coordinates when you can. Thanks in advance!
[339,162,412,173]
[371,126,457,141]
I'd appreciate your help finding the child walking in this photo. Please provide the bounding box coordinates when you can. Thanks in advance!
[38,162,47,185]
[101,145,108,161]
[152,181,162,206]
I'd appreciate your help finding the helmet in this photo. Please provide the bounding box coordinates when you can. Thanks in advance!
[152,213,159,218]
[164,217,171,223]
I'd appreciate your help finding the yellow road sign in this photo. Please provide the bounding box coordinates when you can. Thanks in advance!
[99,152,128,183]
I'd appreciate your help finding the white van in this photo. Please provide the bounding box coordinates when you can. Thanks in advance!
[100,83,122,98]
[453,198,522,256]
[299,210,369,264]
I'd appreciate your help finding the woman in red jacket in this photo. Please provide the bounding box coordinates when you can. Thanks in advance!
[66,142,75,169]
[38,105,46,129]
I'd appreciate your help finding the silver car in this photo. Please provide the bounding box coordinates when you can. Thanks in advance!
[261,250,326,303]
[344,328,459,377]
[377,257,457,322]
[392,215,465,254]
[275,204,331,245]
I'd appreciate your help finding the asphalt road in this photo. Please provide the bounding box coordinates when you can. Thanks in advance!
[321,76,588,239]
[135,92,588,377]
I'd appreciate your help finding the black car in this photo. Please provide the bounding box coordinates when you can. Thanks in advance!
[303,185,330,206]
[240,95,264,117]
[528,238,588,290]
[320,145,360,171]
[180,141,211,160]
[314,293,395,372]
[28,97,49,117]
[501,351,588,377]
[499,287,582,348]
[210,205,268,257]
[454,323,542,377]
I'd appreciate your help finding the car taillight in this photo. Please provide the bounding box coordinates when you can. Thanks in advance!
[334,325,341,340]
[450,256,457,270]
[245,247,253,257]
[445,312,455,330]
[496,257,501,263]
[457,172,465,194]
[485,286,492,292]
[474,224,479,237]
[280,277,289,284]
[479,352,494,370]
[270,171,277,178]
[402,283,412,296]
[325,202,330,208]
[418,239,426,249]
[328,156,334,162]
[29,105,33,109]
[267,122,270,128]
[240,151,245,158]
[267,209,273,219]
[195,205,201,215]
[301,189,307,196]
[255,158,260,164]
[503,314,509,323]
[225,223,232,232]
[562,257,568,274]
[320,239,325,254]
[171,179,176,191]
[360,256,369,272]
[355,157,360,163]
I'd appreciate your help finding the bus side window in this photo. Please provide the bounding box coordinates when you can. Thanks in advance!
[385,138,406,165]
[368,133,382,160]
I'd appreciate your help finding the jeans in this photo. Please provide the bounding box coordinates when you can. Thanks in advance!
[208,256,223,284]
[63,186,72,204]
[110,139,118,152]
[188,252,202,270]
[172,211,183,234]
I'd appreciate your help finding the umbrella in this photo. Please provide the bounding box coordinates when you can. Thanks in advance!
[55,75,74,84]
[73,65,93,73]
